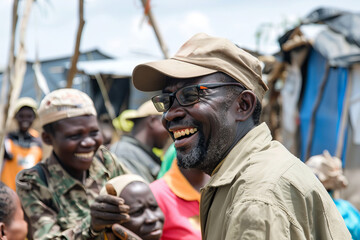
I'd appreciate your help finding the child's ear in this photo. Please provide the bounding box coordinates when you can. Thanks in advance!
[0,222,7,239]
[41,132,53,146]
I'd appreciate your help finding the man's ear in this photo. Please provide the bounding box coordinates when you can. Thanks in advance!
[235,90,257,121]
[41,132,53,146]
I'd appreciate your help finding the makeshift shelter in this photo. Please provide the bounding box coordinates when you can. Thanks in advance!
[273,7,360,209]
[0,49,111,100]
[75,53,162,114]
[0,49,155,118]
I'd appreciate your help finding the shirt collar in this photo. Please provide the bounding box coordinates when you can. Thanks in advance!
[164,159,201,202]
[205,123,272,189]
[47,151,110,196]
[9,128,38,139]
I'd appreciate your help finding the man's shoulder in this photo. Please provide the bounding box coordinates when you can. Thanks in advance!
[219,143,324,206]
[16,158,57,191]
[15,162,55,208]
[16,166,43,187]
[110,137,140,153]
[110,139,155,165]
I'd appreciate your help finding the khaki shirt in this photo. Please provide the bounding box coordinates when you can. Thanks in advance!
[200,123,351,240]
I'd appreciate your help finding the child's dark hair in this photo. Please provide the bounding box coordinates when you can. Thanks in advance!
[42,122,57,136]
[0,182,16,225]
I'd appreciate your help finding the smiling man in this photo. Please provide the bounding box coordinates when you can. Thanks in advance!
[16,89,130,239]
[132,33,351,239]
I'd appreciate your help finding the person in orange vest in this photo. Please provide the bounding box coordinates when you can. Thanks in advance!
[1,97,42,190]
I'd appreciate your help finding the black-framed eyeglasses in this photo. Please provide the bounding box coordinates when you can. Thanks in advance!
[152,82,245,112]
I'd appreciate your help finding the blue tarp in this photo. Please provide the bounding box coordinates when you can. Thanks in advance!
[334,198,360,239]
[299,49,348,163]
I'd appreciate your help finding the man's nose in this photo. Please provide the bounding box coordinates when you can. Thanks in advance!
[144,209,158,224]
[163,98,185,122]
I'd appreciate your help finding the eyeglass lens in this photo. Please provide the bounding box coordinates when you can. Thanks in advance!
[152,82,244,112]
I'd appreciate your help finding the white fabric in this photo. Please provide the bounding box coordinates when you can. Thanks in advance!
[349,64,360,144]
[281,49,307,152]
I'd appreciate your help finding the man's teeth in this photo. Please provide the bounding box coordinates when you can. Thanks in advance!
[174,128,197,139]
[74,152,94,158]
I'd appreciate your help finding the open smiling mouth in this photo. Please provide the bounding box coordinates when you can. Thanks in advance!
[74,151,94,159]
[173,127,198,140]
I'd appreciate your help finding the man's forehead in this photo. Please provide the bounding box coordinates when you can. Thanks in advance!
[162,74,218,92]
[163,77,194,91]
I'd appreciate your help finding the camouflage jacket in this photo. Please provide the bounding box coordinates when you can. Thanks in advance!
[16,145,128,240]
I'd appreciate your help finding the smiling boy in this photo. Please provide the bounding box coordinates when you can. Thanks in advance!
[16,89,130,239]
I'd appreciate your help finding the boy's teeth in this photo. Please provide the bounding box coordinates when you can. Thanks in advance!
[74,152,94,158]
[173,128,198,139]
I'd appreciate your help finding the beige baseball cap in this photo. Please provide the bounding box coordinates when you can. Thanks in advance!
[132,33,268,101]
[126,100,162,121]
[100,174,146,197]
[10,97,37,118]
[306,150,348,190]
[38,88,97,127]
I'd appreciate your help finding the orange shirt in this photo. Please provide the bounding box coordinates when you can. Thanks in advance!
[150,160,201,240]
[1,129,42,190]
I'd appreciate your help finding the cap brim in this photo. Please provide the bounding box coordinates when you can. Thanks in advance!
[132,59,217,91]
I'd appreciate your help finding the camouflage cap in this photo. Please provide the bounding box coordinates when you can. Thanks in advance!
[38,88,97,127]
[132,33,268,101]
[100,174,146,197]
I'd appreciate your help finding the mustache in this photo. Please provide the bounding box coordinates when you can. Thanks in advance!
[166,119,201,131]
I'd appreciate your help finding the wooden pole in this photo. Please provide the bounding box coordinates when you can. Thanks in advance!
[336,67,353,158]
[305,64,330,160]
[66,0,85,88]
[0,0,18,173]
[0,0,34,170]
[94,74,116,120]
[0,0,18,130]
[140,0,169,59]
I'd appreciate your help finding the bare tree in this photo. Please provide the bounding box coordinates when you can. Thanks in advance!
[66,0,85,88]
[0,0,35,168]
[140,0,169,59]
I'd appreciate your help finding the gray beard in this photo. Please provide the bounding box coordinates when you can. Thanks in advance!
[177,121,233,174]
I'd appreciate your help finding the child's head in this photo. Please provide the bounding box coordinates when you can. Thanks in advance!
[0,182,28,240]
[11,97,37,133]
[38,89,103,177]
[101,175,164,240]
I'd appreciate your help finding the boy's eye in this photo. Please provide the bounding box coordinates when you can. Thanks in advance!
[90,130,100,137]
[67,134,81,140]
